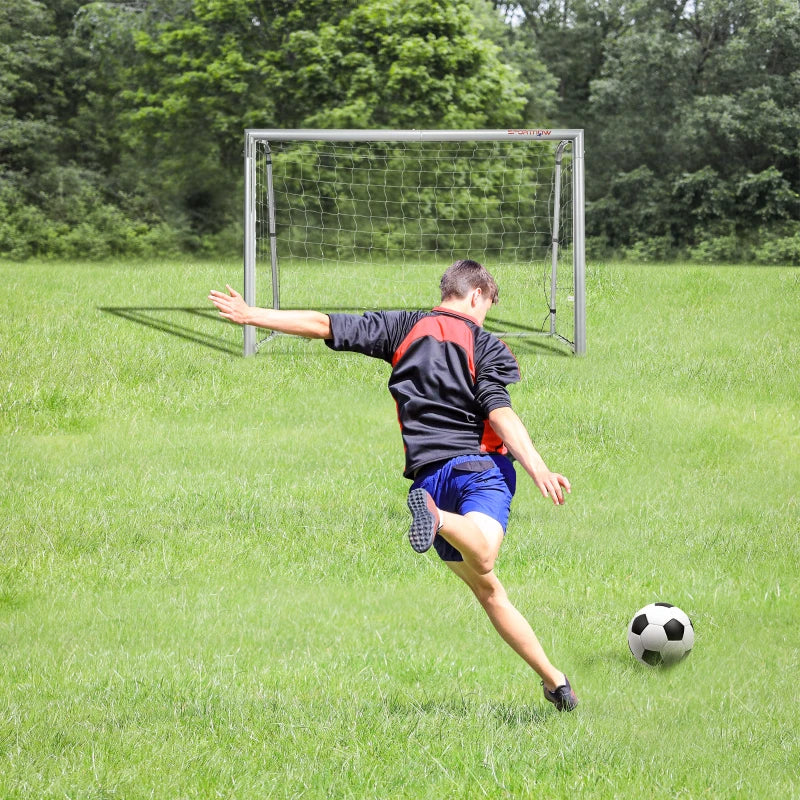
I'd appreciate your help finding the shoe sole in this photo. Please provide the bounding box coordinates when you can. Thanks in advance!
[407,488,438,553]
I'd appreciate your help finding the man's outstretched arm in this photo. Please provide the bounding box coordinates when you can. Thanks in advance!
[488,406,571,505]
[208,285,331,339]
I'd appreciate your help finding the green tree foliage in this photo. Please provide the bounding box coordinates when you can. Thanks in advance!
[122,0,532,237]
[499,0,800,261]
[1,0,62,178]
[121,0,360,239]
[0,0,185,257]
[2,0,799,261]
[4,0,543,257]
[285,0,529,128]
[494,0,626,124]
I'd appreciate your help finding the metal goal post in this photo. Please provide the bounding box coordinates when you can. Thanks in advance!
[243,128,585,356]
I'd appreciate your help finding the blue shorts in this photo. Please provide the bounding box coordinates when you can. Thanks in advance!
[410,454,516,562]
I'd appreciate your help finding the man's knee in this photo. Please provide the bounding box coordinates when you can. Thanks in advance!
[468,573,509,608]
[470,552,496,576]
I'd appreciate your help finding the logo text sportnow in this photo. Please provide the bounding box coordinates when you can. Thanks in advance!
[507,129,552,136]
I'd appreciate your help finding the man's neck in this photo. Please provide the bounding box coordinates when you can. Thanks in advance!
[436,299,486,326]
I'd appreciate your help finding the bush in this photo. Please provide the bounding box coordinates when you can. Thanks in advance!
[197,221,243,257]
[0,167,192,260]
[752,226,800,266]
[587,167,670,250]
[0,205,190,261]
[687,234,749,264]
[621,236,676,263]
[585,235,612,261]
[685,224,800,265]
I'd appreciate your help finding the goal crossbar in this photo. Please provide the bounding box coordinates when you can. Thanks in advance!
[243,128,586,356]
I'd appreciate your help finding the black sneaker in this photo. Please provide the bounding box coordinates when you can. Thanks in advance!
[406,488,440,553]
[542,675,579,712]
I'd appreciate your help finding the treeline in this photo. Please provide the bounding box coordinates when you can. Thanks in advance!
[1,0,799,262]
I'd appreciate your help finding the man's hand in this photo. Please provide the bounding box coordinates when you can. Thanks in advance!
[209,285,250,326]
[530,467,571,506]
[487,406,571,506]
[208,288,332,338]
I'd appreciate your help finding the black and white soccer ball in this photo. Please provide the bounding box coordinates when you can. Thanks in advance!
[627,603,694,666]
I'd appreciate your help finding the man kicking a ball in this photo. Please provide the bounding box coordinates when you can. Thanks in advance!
[209,259,578,711]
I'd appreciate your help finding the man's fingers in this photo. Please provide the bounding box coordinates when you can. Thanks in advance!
[209,290,231,303]
[210,287,244,319]
[208,287,238,300]
[539,473,569,505]
[536,477,561,504]
[209,292,239,324]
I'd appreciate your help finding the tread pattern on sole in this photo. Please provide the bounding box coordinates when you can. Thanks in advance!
[407,488,438,553]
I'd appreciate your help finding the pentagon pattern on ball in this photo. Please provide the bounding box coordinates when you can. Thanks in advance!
[627,602,694,667]
[630,614,648,636]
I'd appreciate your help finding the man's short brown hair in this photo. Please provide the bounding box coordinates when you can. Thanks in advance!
[439,259,499,304]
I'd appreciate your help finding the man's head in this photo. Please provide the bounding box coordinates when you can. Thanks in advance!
[439,259,499,305]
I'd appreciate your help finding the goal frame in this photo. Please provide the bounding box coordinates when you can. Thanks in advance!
[243,128,586,356]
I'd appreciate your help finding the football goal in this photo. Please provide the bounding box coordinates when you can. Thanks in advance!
[243,129,585,356]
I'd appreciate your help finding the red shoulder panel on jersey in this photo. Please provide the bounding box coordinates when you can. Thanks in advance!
[391,315,475,379]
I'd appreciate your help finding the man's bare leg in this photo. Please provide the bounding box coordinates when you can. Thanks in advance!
[407,494,576,703]
[442,515,566,692]
[407,489,499,574]
[436,509,500,575]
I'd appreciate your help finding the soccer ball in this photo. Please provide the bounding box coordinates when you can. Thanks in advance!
[627,603,694,666]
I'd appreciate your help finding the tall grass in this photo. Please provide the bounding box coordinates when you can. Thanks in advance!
[1,258,798,798]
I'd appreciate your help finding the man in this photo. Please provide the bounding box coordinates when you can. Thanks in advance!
[209,259,578,711]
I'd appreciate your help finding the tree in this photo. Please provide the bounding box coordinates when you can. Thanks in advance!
[0,0,138,257]
[121,0,537,239]
[490,0,627,126]
[1,0,75,184]
[283,0,531,128]
[494,0,800,257]
[587,0,800,253]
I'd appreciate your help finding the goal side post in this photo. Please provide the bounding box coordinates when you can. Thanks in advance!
[243,132,256,356]
[572,130,587,355]
[243,128,586,356]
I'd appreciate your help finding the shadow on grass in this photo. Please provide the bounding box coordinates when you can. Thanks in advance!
[274,306,573,357]
[99,306,240,356]
[99,304,573,359]
[382,692,552,727]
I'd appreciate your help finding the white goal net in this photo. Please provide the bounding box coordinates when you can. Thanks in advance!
[243,129,585,356]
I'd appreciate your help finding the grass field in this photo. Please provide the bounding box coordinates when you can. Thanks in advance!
[1,258,798,799]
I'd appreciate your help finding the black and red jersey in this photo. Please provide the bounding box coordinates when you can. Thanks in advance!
[325,307,520,478]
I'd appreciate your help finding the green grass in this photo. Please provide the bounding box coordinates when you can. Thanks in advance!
[1,258,798,798]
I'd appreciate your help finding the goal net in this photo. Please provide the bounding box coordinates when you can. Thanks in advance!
[243,129,585,356]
